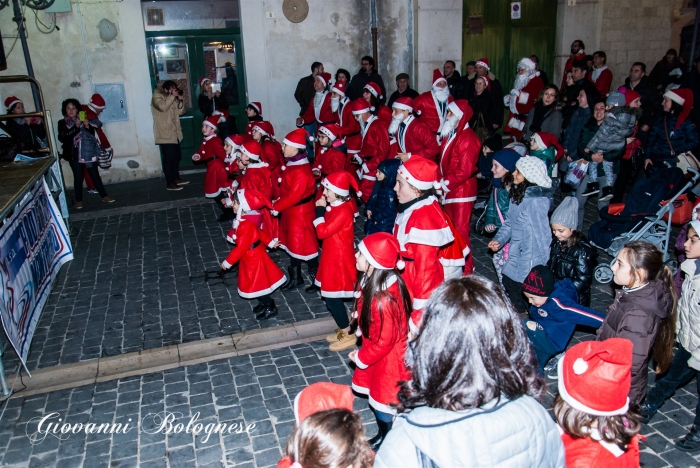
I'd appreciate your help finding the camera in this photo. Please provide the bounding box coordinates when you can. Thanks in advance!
[176,89,184,97]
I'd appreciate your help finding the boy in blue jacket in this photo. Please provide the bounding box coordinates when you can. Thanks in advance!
[364,158,401,235]
[521,265,605,376]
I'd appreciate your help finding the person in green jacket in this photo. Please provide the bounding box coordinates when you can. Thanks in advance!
[485,149,521,284]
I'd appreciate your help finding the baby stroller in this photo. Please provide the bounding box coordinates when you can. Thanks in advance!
[589,167,700,283]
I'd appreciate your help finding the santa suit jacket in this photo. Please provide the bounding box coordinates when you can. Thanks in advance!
[396,115,440,162]
[591,67,613,96]
[376,104,393,132]
[195,134,228,198]
[393,196,453,334]
[229,162,276,241]
[312,202,356,298]
[438,210,469,269]
[313,146,346,178]
[438,123,481,204]
[561,432,640,468]
[506,76,545,133]
[414,91,454,134]
[81,105,112,153]
[300,92,336,126]
[334,98,362,154]
[351,274,410,414]
[222,216,286,298]
[272,158,319,260]
[357,116,391,201]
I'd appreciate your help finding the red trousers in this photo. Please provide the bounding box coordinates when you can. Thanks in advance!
[444,201,474,274]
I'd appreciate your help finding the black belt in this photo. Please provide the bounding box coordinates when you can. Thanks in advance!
[401,256,414,262]
[250,240,261,250]
[294,194,315,206]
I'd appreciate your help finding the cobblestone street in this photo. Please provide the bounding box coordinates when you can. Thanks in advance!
[0,176,698,467]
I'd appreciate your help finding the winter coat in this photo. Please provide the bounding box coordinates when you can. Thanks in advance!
[294,74,315,117]
[586,107,638,154]
[492,186,554,283]
[150,85,185,144]
[198,92,229,118]
[530,147,557,173]
[649,57,683,91]
[6,118,47,154]
[346,69,386,102]
[527,279,605,351]
[677,259,700,364]
[468,90,498,132]
[351,274,410,414]
[374,395,565,468]
[562,106,591,160]
[646,114,699,161]
[596,280,675,405]
[523,106,563,141]
[365,159,400,235]
[547,234,598,306]
[313,202,356,298]
[57,118,81,162]
[624,75,657,128]
[484,186,510,229]
[577,117,624,176]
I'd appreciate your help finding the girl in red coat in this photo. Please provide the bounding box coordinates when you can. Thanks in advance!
[221,188,286,320]
[192,115,231,221]
[243,101,263,141]
[251,121,284,189]
[555,338,641,467]
[313,124,347,180]
[393,157,454,335]
[349,232,412,451]
[330,81,362,181]
[272,129,320,291]
[223,134,244,179]
[312,172,359,350]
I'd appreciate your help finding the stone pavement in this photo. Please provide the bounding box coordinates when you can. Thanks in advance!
[0,175,697,467]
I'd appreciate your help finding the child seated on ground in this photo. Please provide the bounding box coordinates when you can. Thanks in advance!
[521,265,605,375]
[583,91,638,201]
[554,338,641,467]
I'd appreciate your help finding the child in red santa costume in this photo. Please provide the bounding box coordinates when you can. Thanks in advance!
[192,115,231,221]
[393,158,454,335]
[251,120,284,199]
[223,134,244,179]
[351,98,391,204]
[363,82,392,131]
[504,57,545,142]
[221,188,286,320]
[312,172,359,350]
[313,124,347,181]
[243,101,263,141]
[272,129,320,291]
[554,338,641,467]
[225,140,276,242]
[349,232,412,451]
[331,80,362,182]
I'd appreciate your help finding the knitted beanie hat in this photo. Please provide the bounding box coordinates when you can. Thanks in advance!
[522,265,555,297]
[605,91,625,107]
[550,197,579,230]
[515,156,552,188]
[493,149,521,173]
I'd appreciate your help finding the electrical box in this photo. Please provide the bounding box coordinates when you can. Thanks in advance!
[93,83,129,122]
[46,0,72,14]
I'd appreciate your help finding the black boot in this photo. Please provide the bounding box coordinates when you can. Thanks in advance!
[253,302,265,313]
[305,269,320,293]
[676,425,700,452]
[368,419,392,452]
[280,266,298,290]
[256,300,278,320]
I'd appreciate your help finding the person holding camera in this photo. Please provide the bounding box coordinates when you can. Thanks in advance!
[151,80,189,190]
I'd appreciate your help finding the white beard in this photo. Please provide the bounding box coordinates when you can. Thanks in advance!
[433,85,450,103]
[439,115,459,139]
[314,92,324,110]
[514,73,530,91]
[388,114,404,134]
[356,117,367,133]
[330,96,339,113]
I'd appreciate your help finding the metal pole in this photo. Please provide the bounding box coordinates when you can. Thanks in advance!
[11,0,42,111]
[370,0,378,69]
[689,4,700,73]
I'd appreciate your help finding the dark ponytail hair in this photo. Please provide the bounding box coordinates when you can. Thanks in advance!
[509,178,535,205]
[356,269,412,341]
[621,241,678,373]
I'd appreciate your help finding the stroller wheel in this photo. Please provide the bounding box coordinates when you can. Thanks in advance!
[665,259,678,275]
[594,264,614,284]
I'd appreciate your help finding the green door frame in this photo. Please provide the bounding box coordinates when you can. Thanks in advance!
[145,28,247,165]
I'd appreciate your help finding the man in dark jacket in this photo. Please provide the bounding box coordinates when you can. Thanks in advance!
[562,60,596,128]
[624,62,656,134]
[347,56,386,102]
[682,57,700,128]
[444,60,462,98]
[387,73,419,108]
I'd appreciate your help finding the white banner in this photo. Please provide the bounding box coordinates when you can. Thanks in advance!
[0,179,73,374]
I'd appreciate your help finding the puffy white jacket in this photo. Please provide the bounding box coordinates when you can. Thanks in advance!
[677,259,700,362]
[374,395,565,468]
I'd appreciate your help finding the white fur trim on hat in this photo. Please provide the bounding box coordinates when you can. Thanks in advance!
[241,145,261,161]
[331,85,345,97]
[397,165,436,191]
[318,126,337,141]
[475,60,490,70]
[531,133,546,150]
[557,355,630,416]
[447,101,463,120]
[203,119,218,130]
[282,138,306,150]
[358,240,392,270]
[518,57,536,72]
[224,137,241,149]
[321,178,348,197]
[5,97,22,110]
[664,89,685,106]
[252,124,269,137]
[249,102,262,114]
[392,102,413,112]
[352,105,371,115]
[690,220,700,236]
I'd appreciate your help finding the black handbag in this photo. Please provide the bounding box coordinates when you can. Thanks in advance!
[0,134,23,162]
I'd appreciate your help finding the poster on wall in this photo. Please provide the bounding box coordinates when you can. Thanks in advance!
[0,179,73,374]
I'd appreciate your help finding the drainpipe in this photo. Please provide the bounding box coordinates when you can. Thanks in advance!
[689,4,699,73]
[370,0,378,69]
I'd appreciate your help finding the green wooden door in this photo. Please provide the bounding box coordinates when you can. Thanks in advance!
[462,0,558,123]
[146,29,247,166]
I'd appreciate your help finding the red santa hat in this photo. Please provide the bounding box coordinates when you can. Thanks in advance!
[283,128,310,149]
[618,86,642,106]
[531,132,564,161]
[397,157,441,191]
[293,382,354,424]
[432,69,447,87]
[475,58,490,70]
[199,77,211,87]
[392,96,414,112]
[317,72,332,88]
[331,80,346,97]
[252,121,274,138]
[664,88,694,131]
[88,93,106,111]
[4,96,22,110]
[358,232,404,270]
[237,188,272,212]
[558,338,633,416]
[363,82,383,99]
[240,140,262,161]
[224,134,245,150]
[248,102,263,116]
[322,171,359,197]
[350,98,371,115]
[318,124,341,142]
[447,100,473,124]
[203,115,219,130]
